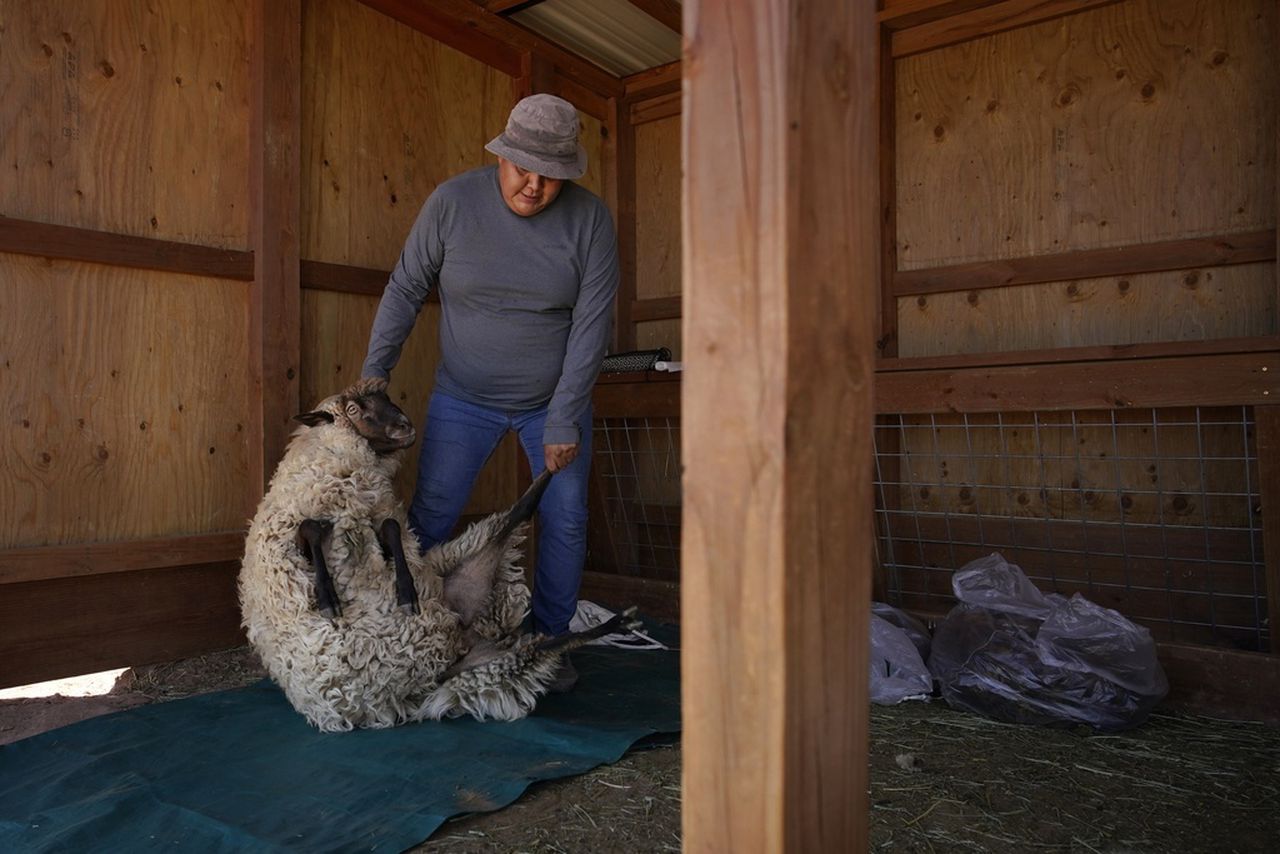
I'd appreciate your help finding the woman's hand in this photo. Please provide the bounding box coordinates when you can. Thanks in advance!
[544,443,579,472]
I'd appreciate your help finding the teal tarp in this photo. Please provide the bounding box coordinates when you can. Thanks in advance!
[0,636,680,853]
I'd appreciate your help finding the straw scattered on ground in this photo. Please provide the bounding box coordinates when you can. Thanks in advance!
[5,646,1278,853]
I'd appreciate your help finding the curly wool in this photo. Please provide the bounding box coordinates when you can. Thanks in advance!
[239,395,458,732]
[239,393,546,732]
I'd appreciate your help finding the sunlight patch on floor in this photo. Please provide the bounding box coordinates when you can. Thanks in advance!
[0,668,130,700]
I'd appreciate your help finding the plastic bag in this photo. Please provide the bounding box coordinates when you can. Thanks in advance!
[929,553,1168,731]
[872,601,932,662]
[869,608,932,705]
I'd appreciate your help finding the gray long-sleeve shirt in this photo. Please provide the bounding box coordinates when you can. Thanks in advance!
[362,165,619,446]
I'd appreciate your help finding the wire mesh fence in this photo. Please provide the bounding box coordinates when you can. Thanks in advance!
[589,416,682,582]
[587,406,1271,651]
[875,406,1269,651]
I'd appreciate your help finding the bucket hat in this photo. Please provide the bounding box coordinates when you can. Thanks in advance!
[485,94,587,180]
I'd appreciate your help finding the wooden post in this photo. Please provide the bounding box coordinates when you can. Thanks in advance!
[247,0,301,507]
[1258,406,1280,653]
[683,0,878,851]
[606,95,638,352]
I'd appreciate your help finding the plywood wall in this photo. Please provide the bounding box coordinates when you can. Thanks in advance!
[0,0,252,247]
[899,262,1277,357]
[577,111,607,200]
[301,0,514,270]
[1,254,250,548]
[893,0,1278,357]
[635,116,682,301]
[0,1,253,551]
[299,0,533,514]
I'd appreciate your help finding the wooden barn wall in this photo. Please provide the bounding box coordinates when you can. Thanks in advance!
[893,0,1278,357]
[632,114,682,357]
[0,1,254,686]
[878,0,1280,653]
[0,0,253,548]
[299,0,516,513]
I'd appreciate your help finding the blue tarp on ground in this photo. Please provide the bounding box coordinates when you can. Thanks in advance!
[0,633,680,853]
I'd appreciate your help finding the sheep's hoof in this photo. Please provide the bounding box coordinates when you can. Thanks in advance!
[397,600,420,616]
[318,603,342,621]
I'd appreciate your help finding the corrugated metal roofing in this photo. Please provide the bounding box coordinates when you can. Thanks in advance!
[511,0,681,77]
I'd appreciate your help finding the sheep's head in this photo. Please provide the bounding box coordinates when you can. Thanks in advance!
[295,377,416,455]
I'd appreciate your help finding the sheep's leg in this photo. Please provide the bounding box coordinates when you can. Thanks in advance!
[296,519,341,619]
[441,470,555,626]
[534,606,642,654]
[377,518,420,615]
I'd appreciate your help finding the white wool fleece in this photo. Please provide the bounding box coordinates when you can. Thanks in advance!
[239,398,464,732]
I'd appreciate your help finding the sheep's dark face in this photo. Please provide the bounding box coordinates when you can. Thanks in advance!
[296,378,416,455]
[341,388,416,454]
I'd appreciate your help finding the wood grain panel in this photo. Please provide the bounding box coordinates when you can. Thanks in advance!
[891,0,1124,57]
[298,290,516,515]
[0,216,254,279]
[0,253,251,549]
[895,230,1276,297]
[635,319,682,358]
[0,562,244,690]
[248,0,302,507]
[877,352,1280,413]
[898,262,1277,357]
[0,0,252,247]
[0,531,245,586]
[301,0,513,270]
[895,0,1277,271]
[1257,406,1280,653]
[635,116,682,301]
[683,0,877,849]
[577,109,606,200]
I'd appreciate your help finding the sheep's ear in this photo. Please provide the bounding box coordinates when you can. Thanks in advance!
[294,411,335,427]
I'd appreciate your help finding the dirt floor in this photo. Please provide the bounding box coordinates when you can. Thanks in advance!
[3,647,1278,853]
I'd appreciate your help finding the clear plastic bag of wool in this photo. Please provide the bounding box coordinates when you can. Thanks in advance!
[869,603,933,705]
[928,553,1169,731]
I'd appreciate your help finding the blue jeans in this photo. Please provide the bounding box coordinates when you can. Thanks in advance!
[407,391,592,637]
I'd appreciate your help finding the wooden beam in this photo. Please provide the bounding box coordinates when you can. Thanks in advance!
[0,215,254,280]
[593,372,681,418]
[359,0,624,98]
[1257,406,1280,654]
[878,25,899,358]
[684,0,876,850]
[631,295,682,322]
[608,95,639,351]
[623,60,681,98]
[630,90,681,124]
[514,50,556,100]
[877,0,1003,29]
[877,336,1280,373]
[890,0,1124,58]
[359,0,524,77]
[0,562,244,690]
[248,0,302,506]
[556,75,611,122]
[893,230,1276,297]
[626,0,683,33]
[876,352,1280,414]
[300,259,389,296]
[1158,643,1280,724]
[477,0,544,14]
[0,532,247,586]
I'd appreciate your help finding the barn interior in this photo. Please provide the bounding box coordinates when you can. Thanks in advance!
[2,0,1279,850]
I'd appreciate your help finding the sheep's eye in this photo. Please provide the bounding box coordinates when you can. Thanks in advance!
[345,401,361,417]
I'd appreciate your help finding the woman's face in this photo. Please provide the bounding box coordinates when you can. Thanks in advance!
[497,157,565,217]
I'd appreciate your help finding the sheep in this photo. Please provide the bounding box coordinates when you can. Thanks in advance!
[239,377,640,732]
